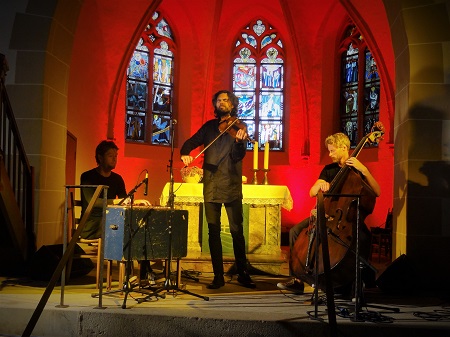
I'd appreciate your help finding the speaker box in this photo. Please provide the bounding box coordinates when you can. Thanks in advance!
[104,207,188,261]
[375,254,418,293]
[28,244,94,281]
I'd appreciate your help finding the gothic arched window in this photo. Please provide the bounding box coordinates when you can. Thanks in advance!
[125,12,175,145]
[232,19,284,151]
[339,25,380,147]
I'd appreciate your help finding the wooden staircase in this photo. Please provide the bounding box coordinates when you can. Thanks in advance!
[0,55,35,275]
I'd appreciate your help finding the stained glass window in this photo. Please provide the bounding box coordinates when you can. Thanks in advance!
[232,19,284,151]
[126,12,175,145]
[339,25,380,147]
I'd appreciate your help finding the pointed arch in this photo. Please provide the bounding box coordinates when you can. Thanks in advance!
[338,23,381,147]
[124,11,176,146]
[340,1,395,143]
[232,18,285,152]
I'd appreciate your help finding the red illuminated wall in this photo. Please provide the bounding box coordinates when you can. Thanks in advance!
[68,0,395,229]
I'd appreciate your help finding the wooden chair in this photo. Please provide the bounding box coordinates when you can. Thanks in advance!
[370,208,393,262]
[67,191,112,289]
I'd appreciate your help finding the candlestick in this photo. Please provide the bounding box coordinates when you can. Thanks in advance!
[263,142,269,169]
[251,169,260,185]
[261,168,270,185]
[253,141,259,170]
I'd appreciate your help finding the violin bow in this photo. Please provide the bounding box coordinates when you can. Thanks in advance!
[190,117,240,162]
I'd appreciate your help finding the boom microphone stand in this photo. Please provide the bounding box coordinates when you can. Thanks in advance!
[140,119,209,302]
[93,174,164,308]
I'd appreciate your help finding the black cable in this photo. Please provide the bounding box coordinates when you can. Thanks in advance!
[413,310,450,321]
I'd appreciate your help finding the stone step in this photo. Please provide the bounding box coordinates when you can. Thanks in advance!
[177,251,289,276]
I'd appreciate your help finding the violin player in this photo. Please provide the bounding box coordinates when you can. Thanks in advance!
[180,90,256,289]
[278,132,381,294]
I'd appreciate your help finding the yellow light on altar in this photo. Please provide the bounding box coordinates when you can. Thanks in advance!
[264,142,269,169]
[253,142,259,170]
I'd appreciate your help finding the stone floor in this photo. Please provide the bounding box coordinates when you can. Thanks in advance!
[1,249,450,337]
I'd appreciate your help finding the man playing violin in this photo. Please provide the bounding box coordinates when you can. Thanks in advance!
[180,90,256,289]
[277,132,381,294]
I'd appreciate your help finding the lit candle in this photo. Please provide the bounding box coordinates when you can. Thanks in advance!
[253,142,259,170]
[264,142,269,169]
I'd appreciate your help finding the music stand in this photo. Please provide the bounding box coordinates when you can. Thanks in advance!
[92,175,165,308]
[140,119,209,302]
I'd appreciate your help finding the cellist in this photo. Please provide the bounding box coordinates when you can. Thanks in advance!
[277,132,380,294]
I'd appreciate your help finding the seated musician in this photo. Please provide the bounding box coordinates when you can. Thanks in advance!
[80,140,156,285]
[277,132,381,294]
[79,140,127,240]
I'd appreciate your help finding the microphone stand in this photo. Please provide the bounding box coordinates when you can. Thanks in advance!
[92,175,164,308]
[351,197,399,320]
[320,193,399,321]
[305,191,337,337]
[140,119,209,302]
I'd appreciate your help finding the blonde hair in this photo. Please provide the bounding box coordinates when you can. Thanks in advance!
[325,132,350,150]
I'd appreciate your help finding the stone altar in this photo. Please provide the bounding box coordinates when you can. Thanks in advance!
[159,183,293,274]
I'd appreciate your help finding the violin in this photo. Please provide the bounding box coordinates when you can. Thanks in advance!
[182,115,255,168]
[218,116,255,143]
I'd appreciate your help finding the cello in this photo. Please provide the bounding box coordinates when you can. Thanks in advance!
[291,122,385,290]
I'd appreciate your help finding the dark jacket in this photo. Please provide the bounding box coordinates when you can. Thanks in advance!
[180,118,247,203]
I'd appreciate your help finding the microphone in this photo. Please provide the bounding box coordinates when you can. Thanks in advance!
[144,171,148,196]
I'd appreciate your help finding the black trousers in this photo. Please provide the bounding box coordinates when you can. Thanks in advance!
[204,200,248,276]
